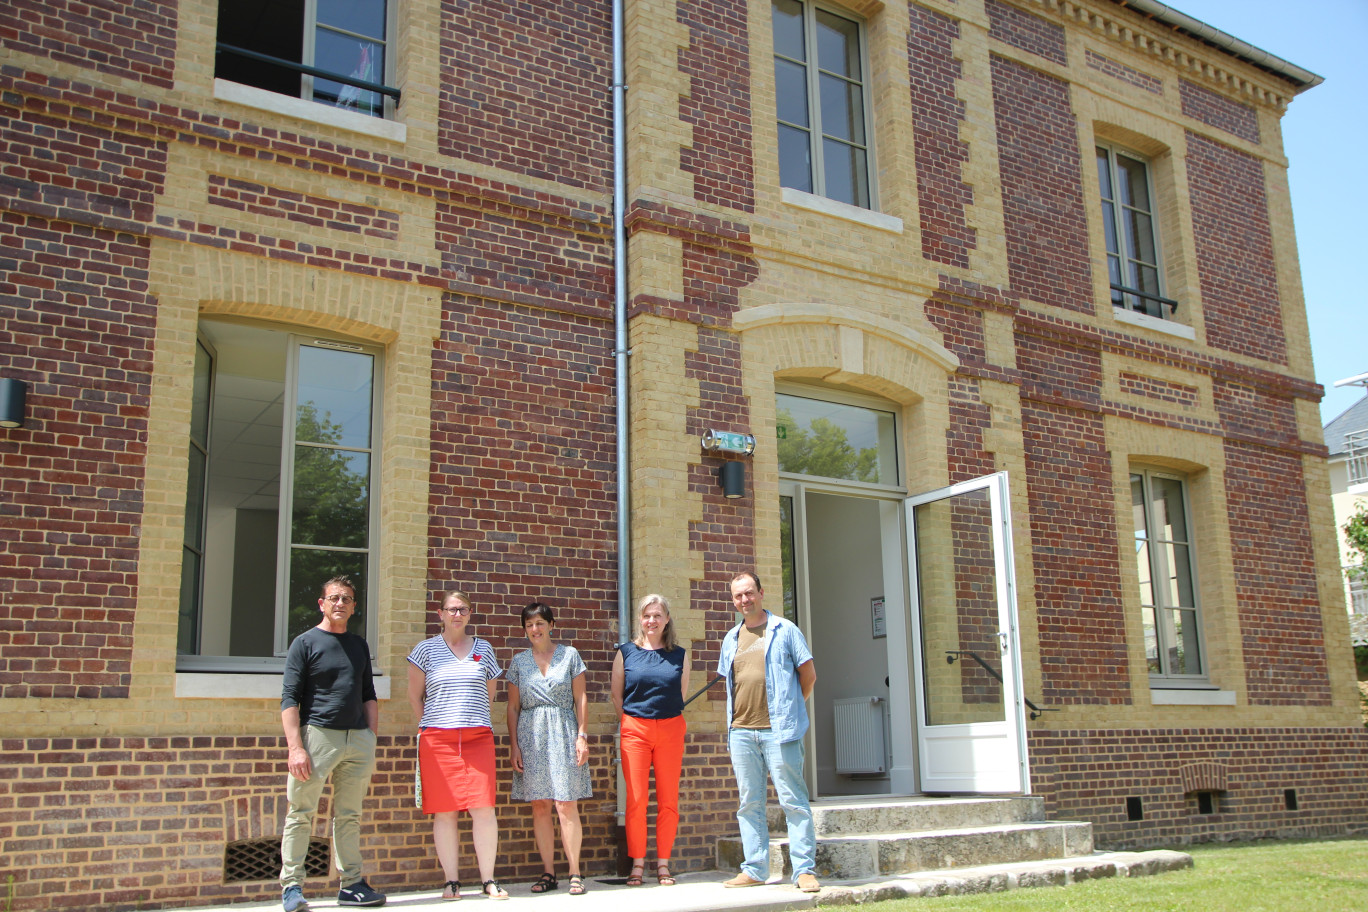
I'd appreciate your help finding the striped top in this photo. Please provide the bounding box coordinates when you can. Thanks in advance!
[407,635,503,729]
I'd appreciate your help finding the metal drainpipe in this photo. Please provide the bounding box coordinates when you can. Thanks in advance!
[612,0,629,665]
[612,0,630,837]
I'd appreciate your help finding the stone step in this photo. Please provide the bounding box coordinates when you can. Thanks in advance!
[814,850,1195,906]
[720,819,1094,880]
[795,795,1048,837]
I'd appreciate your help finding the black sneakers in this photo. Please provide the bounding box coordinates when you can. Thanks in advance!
[337,879,387,907]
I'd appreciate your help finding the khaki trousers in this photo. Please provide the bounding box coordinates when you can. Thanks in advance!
[280,725,377,890]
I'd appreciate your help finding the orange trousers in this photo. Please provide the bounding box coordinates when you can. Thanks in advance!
[619,712,686,860]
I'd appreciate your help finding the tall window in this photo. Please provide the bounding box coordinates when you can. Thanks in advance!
[1098,145,1171,318]
[177,321,380,670]
[773,0,872,208]
[1131,470,1205,681]
[216,0,396,119]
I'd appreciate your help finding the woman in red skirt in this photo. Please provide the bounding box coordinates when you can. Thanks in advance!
[407,590,509,900]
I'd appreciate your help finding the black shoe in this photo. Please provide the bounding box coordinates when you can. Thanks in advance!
[338,880,386,907]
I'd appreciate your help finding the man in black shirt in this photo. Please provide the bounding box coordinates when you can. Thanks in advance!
[279,575,385,911]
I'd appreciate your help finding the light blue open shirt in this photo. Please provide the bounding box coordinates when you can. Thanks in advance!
[717,610,813,743]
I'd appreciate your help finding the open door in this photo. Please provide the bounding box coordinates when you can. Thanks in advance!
[906,472,1029,794]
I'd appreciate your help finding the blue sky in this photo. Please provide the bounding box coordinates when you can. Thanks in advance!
[1165,0,1367,425]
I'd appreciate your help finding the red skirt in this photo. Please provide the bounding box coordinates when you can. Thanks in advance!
[418,726,497,813]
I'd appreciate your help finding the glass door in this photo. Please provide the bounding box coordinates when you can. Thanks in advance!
[905,472,1029,794]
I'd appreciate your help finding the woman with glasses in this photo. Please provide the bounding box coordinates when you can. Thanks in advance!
[506,601,592,896]
[407,590,509,901]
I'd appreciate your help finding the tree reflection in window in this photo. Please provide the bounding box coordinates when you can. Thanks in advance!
[287,402,371,642]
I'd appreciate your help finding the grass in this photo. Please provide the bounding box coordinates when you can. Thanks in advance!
[853,838,1368,912]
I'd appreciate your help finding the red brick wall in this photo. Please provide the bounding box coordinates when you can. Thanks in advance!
[1018,346,1131,705]
[436,0,613,191]
[1219,442,1331,705]
[1185,131,1286,364]
[207,175,400,240]
[435,196,614,317]
[0,0,177,89]
[991,56,1095,314]
[1029,727,1368,848]
[986,0,1067,65]
[1118,372,1198,409]
[1179,79,1260,144]
[1085,49,1164,95]
[0,734,631,911]
[678,0,755,212]
[0,75,165,698]
[908,4,976,268]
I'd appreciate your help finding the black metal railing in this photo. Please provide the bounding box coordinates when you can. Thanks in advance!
[215,43,402,104]
[1111,283,1179,319]
[946,650,1054,721]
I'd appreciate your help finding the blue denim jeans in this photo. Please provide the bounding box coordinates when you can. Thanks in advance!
[728,728,815,881]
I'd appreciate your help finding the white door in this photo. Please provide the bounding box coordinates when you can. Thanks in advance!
[905,472,1030,794]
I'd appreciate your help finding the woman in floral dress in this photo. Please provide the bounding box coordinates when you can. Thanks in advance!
[506,601,592,895]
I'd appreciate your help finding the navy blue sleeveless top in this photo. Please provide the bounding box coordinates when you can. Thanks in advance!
[619,643,685,719]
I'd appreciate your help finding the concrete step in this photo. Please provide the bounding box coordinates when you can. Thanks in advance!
[798,795,1048,836]
[720,819,1093,880]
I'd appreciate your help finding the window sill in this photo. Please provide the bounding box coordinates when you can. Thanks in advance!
[781,187,903,234]
[1150,688,1235,705]
[214,79,407,144]
[175,672,391,700]
[1111,305,1195,341]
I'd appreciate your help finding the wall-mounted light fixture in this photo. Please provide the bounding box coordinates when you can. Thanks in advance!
[717,461,745,499]
[701,429,756,455]
[702,429,753,499]
[0,379,27,428]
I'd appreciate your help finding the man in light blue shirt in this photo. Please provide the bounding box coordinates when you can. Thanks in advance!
[717,570,820,892]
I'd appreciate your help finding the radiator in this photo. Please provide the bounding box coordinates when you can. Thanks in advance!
[833,696,887,774]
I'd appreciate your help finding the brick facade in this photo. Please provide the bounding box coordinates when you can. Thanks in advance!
[1185,131,1288,364]
[1030,727,1368,846]
[0,1,1362,909]
[436,0,613,191]
[991,55,1095,314]
[908,4,975,268]
[1179,78,1261,144]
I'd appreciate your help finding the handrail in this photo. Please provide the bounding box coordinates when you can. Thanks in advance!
[945,650,1055,721]
[215,43,402,101]
[1110,283,1179,318]
[683,673,725,709]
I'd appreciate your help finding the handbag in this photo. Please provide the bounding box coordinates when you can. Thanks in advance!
[413,734,423,809]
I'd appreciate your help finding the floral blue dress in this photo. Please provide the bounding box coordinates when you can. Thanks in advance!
[507,644,592,802]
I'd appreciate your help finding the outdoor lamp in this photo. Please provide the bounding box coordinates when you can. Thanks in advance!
[0,379,27,428]
[718,460,745,499]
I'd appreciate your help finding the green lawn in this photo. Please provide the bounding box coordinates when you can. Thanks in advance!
[853,839,1368,912]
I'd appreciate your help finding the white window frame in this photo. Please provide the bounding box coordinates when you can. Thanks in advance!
[215,0,398,121]
[1131,468,1209,685]
[1097,143,1172,319]
[176,323,382,673]
[774,382,903,494]
[772,0,877,209]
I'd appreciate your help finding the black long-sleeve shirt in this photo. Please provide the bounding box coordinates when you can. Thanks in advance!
[281,626,377,729]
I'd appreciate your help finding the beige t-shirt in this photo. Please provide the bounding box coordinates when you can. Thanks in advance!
[730,621,771,729]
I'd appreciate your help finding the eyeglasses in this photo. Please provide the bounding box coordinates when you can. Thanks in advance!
[323,594,356,605]
[442,606,471,616]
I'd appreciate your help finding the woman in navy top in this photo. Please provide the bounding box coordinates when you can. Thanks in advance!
[610,594,691,886]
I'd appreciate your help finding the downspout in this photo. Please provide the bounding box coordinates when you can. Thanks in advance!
[612,0,630,839]
[612,0,629,669]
